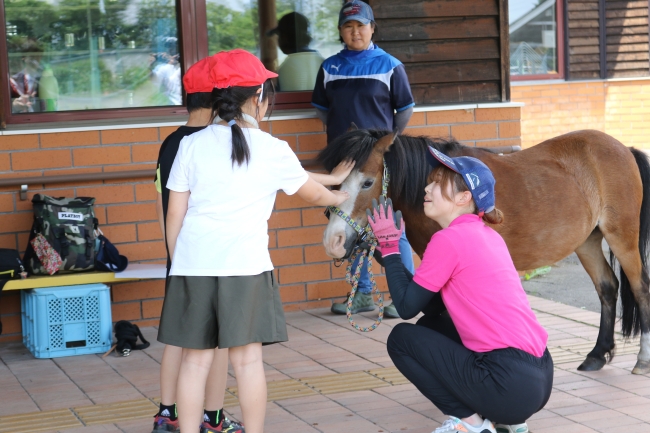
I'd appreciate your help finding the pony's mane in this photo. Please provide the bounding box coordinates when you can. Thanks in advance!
[317,129,464,212]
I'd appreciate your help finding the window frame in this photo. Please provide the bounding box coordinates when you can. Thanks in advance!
[510,0,565,82]
[0,0,314,126]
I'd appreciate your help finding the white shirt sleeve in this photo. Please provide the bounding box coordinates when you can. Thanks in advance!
[166,136,190,192]
[276,141,309,195]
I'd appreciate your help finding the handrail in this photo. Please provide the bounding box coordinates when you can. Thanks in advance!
[0,169,154,200]
[1,145,521,200]
[0,169,155,188]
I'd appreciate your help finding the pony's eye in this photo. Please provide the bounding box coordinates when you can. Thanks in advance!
[362,180,374,189]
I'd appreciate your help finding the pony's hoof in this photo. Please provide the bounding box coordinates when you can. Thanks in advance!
[577,357,606,371]
[632,360,650,375]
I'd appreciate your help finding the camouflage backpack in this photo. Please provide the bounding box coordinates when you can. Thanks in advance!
[24,195,98,275]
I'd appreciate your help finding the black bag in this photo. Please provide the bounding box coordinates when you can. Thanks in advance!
[0,249,26,336]
[114,320,150,356]
[0,248,26,281]
[95,235,128,272]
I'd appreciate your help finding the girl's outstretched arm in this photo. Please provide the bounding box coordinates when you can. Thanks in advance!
[296,177,349,207]
[308,159,355,186]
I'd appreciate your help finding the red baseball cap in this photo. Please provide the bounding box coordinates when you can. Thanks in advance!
[210,49,278,89]
[183,56,215,94]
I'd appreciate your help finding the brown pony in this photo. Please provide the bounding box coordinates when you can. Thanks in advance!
[319,129,650,375]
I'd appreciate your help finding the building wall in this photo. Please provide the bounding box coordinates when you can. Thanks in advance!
[512,78,650,149]
[0,105,521,342]
[370,0,509,104]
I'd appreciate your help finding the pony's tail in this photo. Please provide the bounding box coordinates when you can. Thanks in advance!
[612,148,650,337]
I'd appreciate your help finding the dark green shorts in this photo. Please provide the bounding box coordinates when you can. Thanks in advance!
[157,272,288,349]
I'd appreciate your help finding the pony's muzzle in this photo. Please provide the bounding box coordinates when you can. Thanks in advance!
[324,232,347,259]
[323,228,358,259]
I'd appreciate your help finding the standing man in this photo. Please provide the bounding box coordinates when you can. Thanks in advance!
[312,0,416,318]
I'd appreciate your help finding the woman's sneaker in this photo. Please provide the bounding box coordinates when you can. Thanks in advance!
[383,303,401,318]
[434,416,496,433]
[331,292,375,314]
[200,417,245,433]
[494,423,528,433]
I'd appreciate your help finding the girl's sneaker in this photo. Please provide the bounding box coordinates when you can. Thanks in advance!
[494,423,528,433]
[200,417,245,433]
[434,416,496,433]
[152,414,180,432]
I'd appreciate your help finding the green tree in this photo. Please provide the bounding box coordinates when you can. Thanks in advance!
[207,4,258,54]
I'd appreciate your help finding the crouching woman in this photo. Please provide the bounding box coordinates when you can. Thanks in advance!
[367,147,553,433]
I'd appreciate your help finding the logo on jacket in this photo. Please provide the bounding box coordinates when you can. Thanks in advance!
[330,64,341,72]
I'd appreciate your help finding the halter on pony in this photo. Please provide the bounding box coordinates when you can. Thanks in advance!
[325,160,390,332]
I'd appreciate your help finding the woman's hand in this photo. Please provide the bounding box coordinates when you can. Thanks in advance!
[329,159,355,185]
[366,197,404,257]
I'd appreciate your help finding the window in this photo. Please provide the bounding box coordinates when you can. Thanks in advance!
[509,0,564,79]
[2,0,181,116]
[206,0,340,95]
[0,0,345,122]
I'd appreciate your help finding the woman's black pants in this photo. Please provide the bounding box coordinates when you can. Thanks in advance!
[387,312,553,425]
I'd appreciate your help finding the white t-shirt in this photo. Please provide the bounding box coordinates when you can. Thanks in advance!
[166,125,309,276]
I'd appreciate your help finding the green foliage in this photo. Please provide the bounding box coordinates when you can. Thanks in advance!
[120,65,151,90]
[207,4,258,54]
[50,57,114,94]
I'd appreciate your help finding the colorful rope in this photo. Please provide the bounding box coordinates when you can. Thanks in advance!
[345,237,384,332]
[327,159,391,332]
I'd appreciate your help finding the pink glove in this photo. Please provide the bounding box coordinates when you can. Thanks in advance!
[366,197,404,257]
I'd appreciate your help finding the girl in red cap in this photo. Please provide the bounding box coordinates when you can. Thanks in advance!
[158,49,350,433]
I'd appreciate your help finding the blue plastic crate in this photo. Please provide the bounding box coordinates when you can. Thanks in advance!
[21,284,112,358]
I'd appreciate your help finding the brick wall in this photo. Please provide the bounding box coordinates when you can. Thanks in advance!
[0,105,521,342]
[512,79,650,149]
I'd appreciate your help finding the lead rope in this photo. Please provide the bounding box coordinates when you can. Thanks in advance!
[332,160,390,332]
[345,238,383,332]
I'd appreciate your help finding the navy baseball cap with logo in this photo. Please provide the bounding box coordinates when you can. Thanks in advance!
[426,146,496,214]
[339,1,375,26]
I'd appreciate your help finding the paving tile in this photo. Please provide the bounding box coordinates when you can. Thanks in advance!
[597,396,650,409]
[595,423,650,433]
[2,295,650,433]
[58,424,121,433]
[550,402,606,416]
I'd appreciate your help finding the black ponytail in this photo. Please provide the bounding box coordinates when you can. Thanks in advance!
[214,79,275,166]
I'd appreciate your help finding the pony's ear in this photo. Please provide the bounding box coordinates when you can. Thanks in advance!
[373,131,399,156]
[347,122,359,132]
